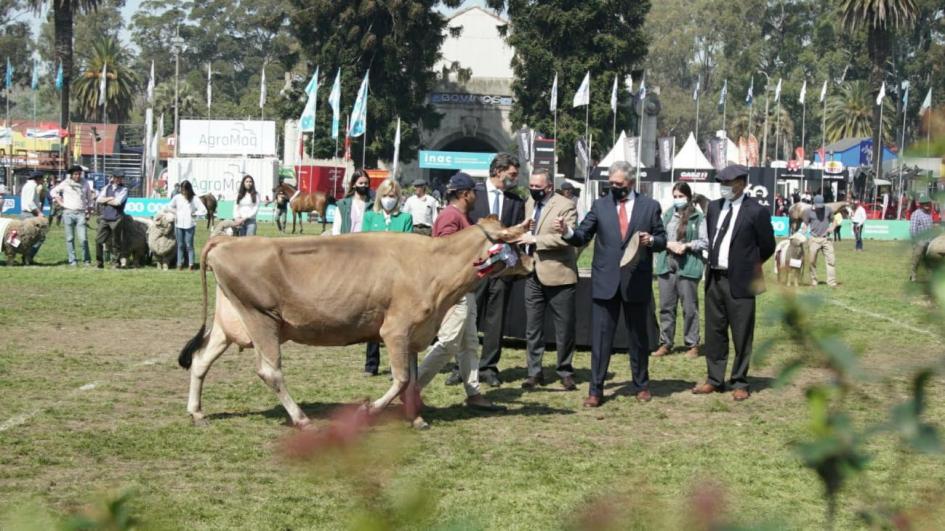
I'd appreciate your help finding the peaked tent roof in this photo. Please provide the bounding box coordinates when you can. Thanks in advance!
[599,131,631,167]
[672,132,713,169]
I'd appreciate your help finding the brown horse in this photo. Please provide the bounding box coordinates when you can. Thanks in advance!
[274,182,334,233]
[199,194,217,230]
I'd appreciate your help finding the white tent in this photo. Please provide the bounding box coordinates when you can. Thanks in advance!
[672,132,713,169]
[599,131,639,167]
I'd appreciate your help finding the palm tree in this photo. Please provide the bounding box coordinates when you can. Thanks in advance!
[839,0,917,169]
[72,37,140,122]
[825,81,894,144]
[32,0,103,127]
[154,81,199,126]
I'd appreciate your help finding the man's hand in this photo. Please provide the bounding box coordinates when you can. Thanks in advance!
[667,241,686,254]
[639,232,653,247]
[523,218,535,232]
[511,233,536,245]
[552,215,567,234]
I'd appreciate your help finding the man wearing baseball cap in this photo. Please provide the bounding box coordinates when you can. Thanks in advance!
[95,169,129,268]
[802,194,838,287]
[693,164,775,401]
[415,172,504,411]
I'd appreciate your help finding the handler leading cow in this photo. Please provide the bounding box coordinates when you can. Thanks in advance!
[178,189,532,429]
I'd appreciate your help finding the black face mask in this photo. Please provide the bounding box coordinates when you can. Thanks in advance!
[355,185,370,196]
[529,188,547,202]
[611,186,629,201]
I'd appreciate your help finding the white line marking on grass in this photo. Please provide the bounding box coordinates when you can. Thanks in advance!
[828,299,938,338]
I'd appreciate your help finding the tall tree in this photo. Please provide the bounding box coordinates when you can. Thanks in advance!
[286,0,461,167]
[839,0,917,172]
[486,0,650,175]
[72,36,139,122]
[825,80,894,144]
[0,0,36,113]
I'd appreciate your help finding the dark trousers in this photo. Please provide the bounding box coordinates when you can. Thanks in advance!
[524,275,576,379]
[475,277,512,375]
[704,272,756,389]
[365,342,381,374]
[96,218,124,265]
[853,224,864,250]
[589,294,651,397]
[833,226,841,241]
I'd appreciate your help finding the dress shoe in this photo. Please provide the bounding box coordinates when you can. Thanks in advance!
[521,374,545,390]
[652,345,671,357]
[692,382,720,395]
[560,375,577,391]
[732,388,751,401]
[583,395,602,408]
[479,371,501,388]
[684,345,700,359]
[444,372,463,386]
[465,394,506,411]
[636,389,652,402]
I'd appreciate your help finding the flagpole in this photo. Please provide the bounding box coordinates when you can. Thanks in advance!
[762,87,769,164]
[636,76,645,182]
[897,90,908,220]
[695,92,701,141]
[553,105,558,178]
[775,98,782,160]
[361,115,367,170]
[748,97,754,141]
[821,93,827,195]
[874,102,884,204]
[103,74,108,176]
[722,93,727,134]
[670,135,676,184]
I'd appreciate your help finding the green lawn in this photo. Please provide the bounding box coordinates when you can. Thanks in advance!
[1,220,944,529]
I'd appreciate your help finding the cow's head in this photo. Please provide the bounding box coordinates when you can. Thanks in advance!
[473,216,534,278]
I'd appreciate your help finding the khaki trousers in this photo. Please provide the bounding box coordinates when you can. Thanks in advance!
[911,241,929,280]
[808,236,837,286]
[418,293,481,397]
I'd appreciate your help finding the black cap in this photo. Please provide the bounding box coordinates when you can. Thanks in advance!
[716,164,749,182]
[28,170,45,180]
[111,170,125,178]
[67,165,84,174]
[560,182,575,191]
[447,172,475,192]
[412,178,427,187]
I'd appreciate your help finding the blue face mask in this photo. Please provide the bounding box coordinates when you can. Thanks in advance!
[673,198,688,209]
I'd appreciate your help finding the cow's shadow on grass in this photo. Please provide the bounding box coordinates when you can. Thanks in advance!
[207,401,350,423]
[605,375,777,398]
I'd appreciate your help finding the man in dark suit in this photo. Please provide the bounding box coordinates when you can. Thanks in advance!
[454,152,525,387]
[693,164,776,401]
[553,161,667,407]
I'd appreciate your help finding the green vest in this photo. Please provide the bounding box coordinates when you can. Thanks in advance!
[362,210,413,233]
[654,208,705,280]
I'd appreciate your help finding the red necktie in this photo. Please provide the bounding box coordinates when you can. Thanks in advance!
[618,199,628,239]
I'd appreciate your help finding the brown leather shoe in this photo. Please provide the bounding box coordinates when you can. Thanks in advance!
[560,375,577,391]
[652,345,671,357]
[521,374,545,390]
[583,395,602,408]
[636,389,652,402]
[684,345,700,358]
[732,388,751,401]
[692,382,720,395]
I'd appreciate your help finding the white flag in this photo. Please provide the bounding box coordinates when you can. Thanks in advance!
[206,63,212,110]
[259,66,267,109]
[876,81,886,106]
[774,78,782,103]
[718,79,727,106]
[693,79,699,101]
[329,68,341,139]
[798,79,807,104]
[98,62,107,107]
[819,80,828,103]
[146,61,154,104]
[572,71,590,108]
[549,72,558,112]
[902,81,910,107]
[624,74,633,94]
[637,75,646,101]
[391,117,401,179]
[921,88,932,113]
[610,75,618,112]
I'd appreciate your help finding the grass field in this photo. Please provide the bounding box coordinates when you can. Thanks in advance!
[1,219,944,530]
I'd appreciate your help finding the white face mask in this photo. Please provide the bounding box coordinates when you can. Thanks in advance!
[673,198,688,209]
[720,185,735,201]
[381,197,398,211]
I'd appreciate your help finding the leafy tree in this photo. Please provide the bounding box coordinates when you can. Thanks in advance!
[485,0,650,175]
[825,80,894,144]
[72,36,140,122]
[0,0,37,113]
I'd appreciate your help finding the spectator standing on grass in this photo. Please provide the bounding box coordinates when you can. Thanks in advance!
[803,195,838,287]
[851,200,866,251]
[833,209,843,242]
[51,165,95,267]
[332,171,372,236]
[401,178,438,236]
[652,181,708,359]
[909,191,935,282]
[235,175,259,237]
[417,172,504,412]
[19,171,47,263]
[163,180,207,270]
[267,188,289,233]
[360,179,413,376]
[95,170,129,268]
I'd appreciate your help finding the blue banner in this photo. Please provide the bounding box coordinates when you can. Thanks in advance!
[124,198,171,217]
[771,216,790,237]
[418,150,496,171]
[2,195,51,216]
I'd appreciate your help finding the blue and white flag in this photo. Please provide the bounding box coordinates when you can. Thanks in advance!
[299,66,320,133]
[5,58,12,90]
[30,63,38,91]
[637,74,646,101]
[98,62,108,107]
[206,63,212,110]
[693,79,700,101]
[745,78,753,105]
[348,71,369,138]
[54,62,62,91]
[329,68,341,139]
[549,72,558,112]
[901,80,910,107]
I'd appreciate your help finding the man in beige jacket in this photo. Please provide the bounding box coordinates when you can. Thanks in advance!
[512,168,579,390]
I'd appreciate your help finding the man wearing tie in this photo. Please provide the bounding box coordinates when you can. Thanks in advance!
[554,161,666,407]
[692,164,775,401]
[455,152,525,387]
[511,167,579,391]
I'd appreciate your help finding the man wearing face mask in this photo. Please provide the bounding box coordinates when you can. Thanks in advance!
[511,168,579,391]
[332,170,373,236]
[553,161,667,407]
[693,164,775,401]
[802,195,838,287]
[456,152,525,388]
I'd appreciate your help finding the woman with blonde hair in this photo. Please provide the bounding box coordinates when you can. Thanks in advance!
[360,179,413,375]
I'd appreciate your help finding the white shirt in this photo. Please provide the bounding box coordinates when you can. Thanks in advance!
[402,194,439,226]
[51,178,94,211]
[20,180,41,213]
[852,206,867,225]
[236,194,259,221]
[712,194,745,270]
[164,194,207,230]
[486,180,504,217]
[331,195,368,235]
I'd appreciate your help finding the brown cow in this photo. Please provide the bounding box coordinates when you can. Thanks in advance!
[199,194,217,230]
[274,182,334,233]
[178,217,531,429]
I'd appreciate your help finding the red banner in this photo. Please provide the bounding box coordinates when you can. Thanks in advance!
[295,165,346,199]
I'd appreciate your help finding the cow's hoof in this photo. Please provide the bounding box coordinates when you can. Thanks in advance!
[294,417,313,430]
[411,417,430,430]
[191,416,209,428]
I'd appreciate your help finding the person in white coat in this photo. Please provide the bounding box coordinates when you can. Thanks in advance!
[235,175,259,236]
[162,180,207,270]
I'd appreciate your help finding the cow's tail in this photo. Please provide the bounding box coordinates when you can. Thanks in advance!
[178,238,220,369]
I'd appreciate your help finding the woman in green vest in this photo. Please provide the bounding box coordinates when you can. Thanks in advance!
[361,179,413,375]
[331,171,373,235]
[653,182,707,359]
